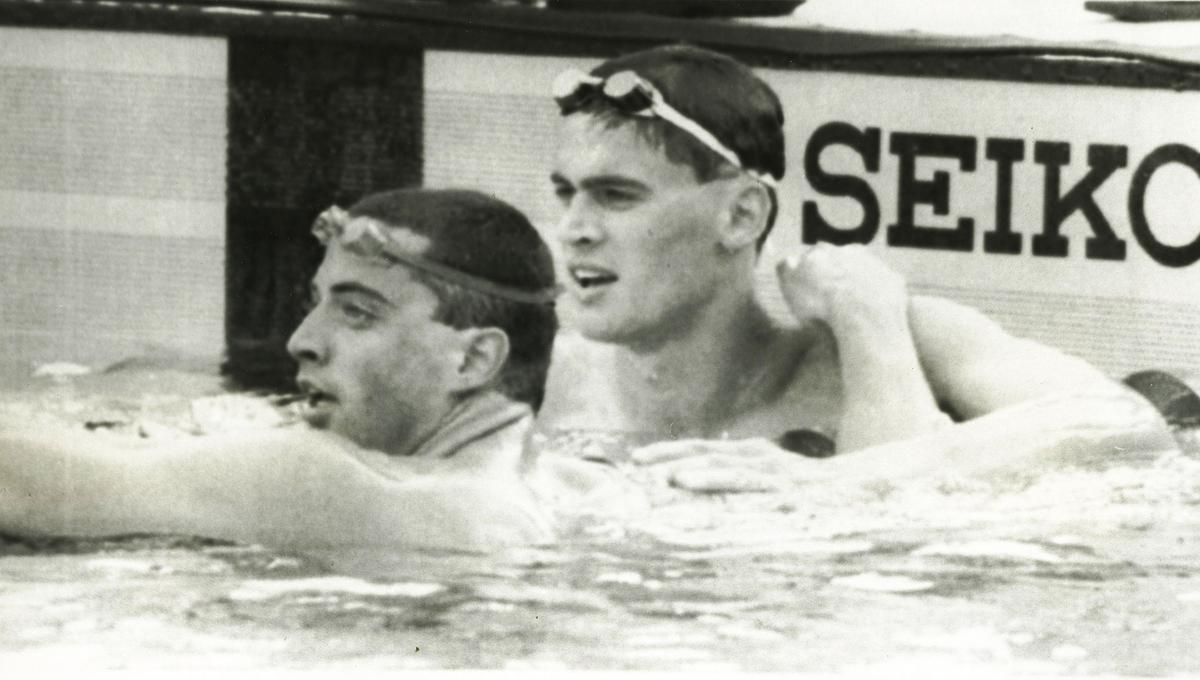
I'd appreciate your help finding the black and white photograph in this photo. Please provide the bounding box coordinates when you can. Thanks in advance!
[0,0,1198,674]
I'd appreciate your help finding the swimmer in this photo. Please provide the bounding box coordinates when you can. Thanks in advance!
[538,44,1167,465]
[0,189,558,551]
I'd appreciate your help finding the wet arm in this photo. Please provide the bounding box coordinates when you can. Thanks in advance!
[636,389,1176,495]
[826,389,1177,485]
[828,301,951,453]
[0,427,358,541]
[908,295,1138,418]
[0,428,550,550]
[775,246,948,452]
[0,430,167,538]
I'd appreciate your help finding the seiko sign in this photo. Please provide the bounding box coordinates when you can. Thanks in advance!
[801,123,1200,268]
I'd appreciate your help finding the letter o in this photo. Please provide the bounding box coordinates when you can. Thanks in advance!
[1129,144,1200,268]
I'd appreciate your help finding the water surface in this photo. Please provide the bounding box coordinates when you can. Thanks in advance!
[1,367,1198,674]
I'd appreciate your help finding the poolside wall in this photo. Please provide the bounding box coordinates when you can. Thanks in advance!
[1,2,1198,385]
[0,29,226,380]
[0,25,423,386]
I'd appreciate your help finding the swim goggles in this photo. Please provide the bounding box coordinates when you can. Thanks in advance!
[311,205,559,306]
[553,68,777,188]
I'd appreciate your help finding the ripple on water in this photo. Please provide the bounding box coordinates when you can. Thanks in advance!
[3,375,1200,672]
[226,577,444,601]
[471,583,611,612]
[670,538,876,562]
[913,540,1066,564]
[831,572,936,593]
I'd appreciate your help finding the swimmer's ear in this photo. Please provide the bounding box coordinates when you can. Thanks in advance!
[452,327,511,394]
[718,180,771,252]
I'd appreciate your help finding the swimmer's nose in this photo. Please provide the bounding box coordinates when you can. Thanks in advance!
[286,309,327,365]
[557,197,604,249]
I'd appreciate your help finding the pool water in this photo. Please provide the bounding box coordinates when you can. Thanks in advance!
[1,367,1199,673]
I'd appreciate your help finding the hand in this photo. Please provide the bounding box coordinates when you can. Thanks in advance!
[776,243,908,333]
[630,437,833,494]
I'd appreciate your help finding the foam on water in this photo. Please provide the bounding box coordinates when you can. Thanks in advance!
[831,572,936,593]
[228,577,446,601]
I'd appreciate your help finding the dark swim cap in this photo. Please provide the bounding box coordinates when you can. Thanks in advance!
[313,189,558,305]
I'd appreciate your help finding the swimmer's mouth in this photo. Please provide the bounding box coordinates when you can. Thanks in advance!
[295,381,338,411]
[276,384,337,427]
[273,391,334,405]
[297,387,337,428]
[569,265,618,289]
[271,393,306,407]
[305,392,336,407]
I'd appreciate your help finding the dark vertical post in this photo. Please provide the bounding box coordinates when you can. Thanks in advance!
[224,38,423,389]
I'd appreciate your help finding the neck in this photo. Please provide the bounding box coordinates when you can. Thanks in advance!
[611,267,779,437]
[409,390,531,460]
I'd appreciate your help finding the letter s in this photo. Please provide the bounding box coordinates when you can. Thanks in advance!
[802,122,882,245]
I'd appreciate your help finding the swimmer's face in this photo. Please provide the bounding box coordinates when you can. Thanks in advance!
[286,235,464,455]
[551,114,739,345]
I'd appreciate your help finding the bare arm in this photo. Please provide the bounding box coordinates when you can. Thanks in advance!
[777,245,1150,451]
[633,389,1177,495]
[0,425,550,551]
[826,296,950,452]
[777,245,948,452]
[909,295,1128,419]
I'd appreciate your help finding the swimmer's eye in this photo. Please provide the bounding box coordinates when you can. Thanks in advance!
[300,288,320,314]
[594,186,641,209]
[552,182,575,204]
[336,301,378,327]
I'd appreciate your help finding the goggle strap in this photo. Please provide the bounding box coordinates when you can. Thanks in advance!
[644,93,778,188]
[748,170,779,189]
[312,207,559,306]
[649,99,744,170]
[557,69,779,189]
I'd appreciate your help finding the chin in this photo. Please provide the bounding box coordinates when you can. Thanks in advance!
[573,314,650,346]
[570,309,619,340]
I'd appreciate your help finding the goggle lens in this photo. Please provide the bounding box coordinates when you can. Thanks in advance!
[601,71,655,113]
[552,68,778,188]
[552,68,595,102]
[311,207,558,306]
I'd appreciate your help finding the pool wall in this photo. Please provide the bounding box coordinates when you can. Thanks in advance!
[2,0,1199,386]
[0,28,226,381]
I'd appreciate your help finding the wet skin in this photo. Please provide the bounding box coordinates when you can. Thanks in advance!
[0,233,553,550]
[287,240,468,456]
[550,114,746,350]
[540,112,1142,453]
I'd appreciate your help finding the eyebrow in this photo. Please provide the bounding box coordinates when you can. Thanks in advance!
[550,172,650,193]
[327,282,394,307]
